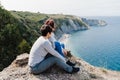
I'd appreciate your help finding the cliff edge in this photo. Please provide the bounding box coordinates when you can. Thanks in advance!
[0,53,120,80]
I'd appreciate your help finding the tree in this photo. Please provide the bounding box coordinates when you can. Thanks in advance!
[0,1,1,7]
[0,1,4,9]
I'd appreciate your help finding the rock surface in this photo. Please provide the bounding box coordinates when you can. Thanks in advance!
[0,53,120,80]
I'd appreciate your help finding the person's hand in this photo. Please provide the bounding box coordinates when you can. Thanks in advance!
[63,49,68,56]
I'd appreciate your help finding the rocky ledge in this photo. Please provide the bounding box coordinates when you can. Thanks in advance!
[0,53,120,80]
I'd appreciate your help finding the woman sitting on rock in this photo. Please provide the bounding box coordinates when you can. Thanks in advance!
[45,18,67,57]
[45,18,75,66]
[28,24,79,74]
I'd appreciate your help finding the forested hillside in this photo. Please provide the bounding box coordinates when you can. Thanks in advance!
[0,7,46,71]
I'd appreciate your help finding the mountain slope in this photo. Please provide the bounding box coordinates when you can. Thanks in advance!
[0,7,25,71]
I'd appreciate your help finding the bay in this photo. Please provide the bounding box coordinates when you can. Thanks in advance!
[66,16,120,71]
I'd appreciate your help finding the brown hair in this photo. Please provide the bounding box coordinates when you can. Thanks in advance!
[45,18,55,28]
[40,24,52,36]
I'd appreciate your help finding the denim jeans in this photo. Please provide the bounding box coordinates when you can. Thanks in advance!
[30,56,72,74]
[55,41,65,57]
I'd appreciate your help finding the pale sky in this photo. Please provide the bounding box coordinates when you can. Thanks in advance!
[1,0,120,16]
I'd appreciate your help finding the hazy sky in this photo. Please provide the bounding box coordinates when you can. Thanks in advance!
[1,0,120,16]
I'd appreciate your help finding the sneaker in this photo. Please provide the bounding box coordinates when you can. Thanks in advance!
[66,60,76,66]
[71,67,80,73]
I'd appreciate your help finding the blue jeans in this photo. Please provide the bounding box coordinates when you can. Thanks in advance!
[30,56,72,74]
[55,41,65,57]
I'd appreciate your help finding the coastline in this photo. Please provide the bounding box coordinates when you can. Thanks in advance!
[58,34,120,80]
[58,33,120,72]
[58,33,70,45]
[0,34,120,80]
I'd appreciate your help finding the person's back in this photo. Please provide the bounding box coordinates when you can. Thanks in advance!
[28,36,51,67]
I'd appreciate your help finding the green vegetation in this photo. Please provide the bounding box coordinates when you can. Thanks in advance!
[0,7,48,71]
[11,11,48,22]
[0,7,22,70]
[101,68,107,74]
[89,73,98,79]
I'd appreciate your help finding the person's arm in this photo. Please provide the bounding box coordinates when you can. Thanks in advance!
[43,41,66,62]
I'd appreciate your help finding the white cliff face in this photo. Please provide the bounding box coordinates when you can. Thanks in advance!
[81,18,107,26]
[98,20,107,26]
[47,15,106,39]
[55,18,90,39]
[68,19,79,30]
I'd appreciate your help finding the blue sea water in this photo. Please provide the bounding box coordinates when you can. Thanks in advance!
[66,16,120,71]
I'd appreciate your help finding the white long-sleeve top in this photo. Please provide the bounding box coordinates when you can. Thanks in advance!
[28,36,66,67]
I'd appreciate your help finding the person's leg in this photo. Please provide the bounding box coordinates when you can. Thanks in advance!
[54,42,76,66]
[55,41,65,57]
[30,56,73,74]
[44,53,53,59]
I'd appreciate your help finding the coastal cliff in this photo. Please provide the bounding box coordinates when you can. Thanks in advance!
[0,53,120,80]
[81,18,107,26]
[51,15,90,39]
[48,15,106,39]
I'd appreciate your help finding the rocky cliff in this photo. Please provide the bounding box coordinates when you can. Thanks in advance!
[53,16,90,39]
[81,18,107,26]
[0,53,120,80]
[49,15,106,39]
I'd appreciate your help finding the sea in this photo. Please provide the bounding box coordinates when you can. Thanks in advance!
[66,16,120,71]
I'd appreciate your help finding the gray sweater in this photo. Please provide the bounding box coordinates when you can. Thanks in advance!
[28,36,66,67]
